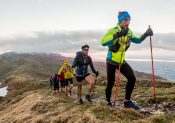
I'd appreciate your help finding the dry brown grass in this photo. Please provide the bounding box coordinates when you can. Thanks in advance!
[0,73,175,123]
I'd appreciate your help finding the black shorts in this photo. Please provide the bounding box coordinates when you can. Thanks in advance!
[60,80,65,88]
[65,78,73,86]
[76,73,90,82]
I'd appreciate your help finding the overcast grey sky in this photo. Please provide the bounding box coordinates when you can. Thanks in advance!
[0,0,175,35]
[0,0,175,60]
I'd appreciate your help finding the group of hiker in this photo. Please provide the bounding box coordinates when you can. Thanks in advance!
[50,11,153,110]
[50,44,99,103]
[50,60,75,96]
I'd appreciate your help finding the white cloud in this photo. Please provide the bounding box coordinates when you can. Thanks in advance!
[0,31,175,60]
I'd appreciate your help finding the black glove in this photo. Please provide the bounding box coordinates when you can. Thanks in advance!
[113,27,129,39]
[141,28,153,40]
[95,71,99,77]
[145,28,153,36]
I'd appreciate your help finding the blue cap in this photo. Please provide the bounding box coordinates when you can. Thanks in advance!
[118,11,131,23]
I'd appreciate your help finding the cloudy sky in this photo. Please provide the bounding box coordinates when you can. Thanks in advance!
[0,0,175,61]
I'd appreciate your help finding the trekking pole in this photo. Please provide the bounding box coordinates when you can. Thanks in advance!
[113,64,121,106]
[149,25,156,101]
[113,36,126,106]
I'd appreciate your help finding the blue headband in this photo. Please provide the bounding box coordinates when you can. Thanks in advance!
[118,12,131,23]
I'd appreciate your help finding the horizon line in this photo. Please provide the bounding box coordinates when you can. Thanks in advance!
[94,58,175,63]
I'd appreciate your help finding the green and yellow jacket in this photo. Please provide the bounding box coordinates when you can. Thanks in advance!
[101,24,145,65]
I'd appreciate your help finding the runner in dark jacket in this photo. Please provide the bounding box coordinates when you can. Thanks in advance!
[72,44,99,104]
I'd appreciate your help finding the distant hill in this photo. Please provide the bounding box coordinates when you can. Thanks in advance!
[0,52,71,82]
[0,52,164,83]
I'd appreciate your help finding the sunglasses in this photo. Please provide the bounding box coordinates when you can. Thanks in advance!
[83,48,89,51]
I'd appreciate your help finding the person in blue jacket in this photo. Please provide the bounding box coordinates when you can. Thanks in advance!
[50,74,59,93]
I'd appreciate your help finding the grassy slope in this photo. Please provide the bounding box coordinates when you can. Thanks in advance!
[0,74,175,123]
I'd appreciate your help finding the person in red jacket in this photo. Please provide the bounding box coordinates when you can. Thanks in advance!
[58,71,65,93]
